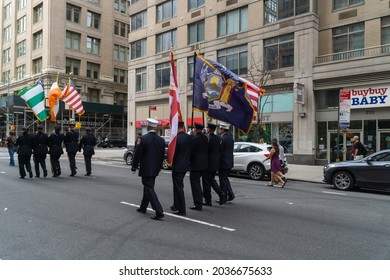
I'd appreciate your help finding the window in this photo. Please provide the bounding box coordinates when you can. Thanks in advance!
[334,0,364,10]
[218,7,248,37]
[156,30,176,53]
[131,10,147,31]
[316,90,339,110]
[2,71,11,84]
[17,16,27,34]
[89,0,101,4]
[16,40,26,57]
[87,62,100,79]
[217,45,248,75]
[66,58,81,76]
[17,0,27,10]
[333,23,364,54]
[131,39,147,59]
[66,31,81,50]
[155,62,170,88]
[33,3,43,23]
[114,68,128,84]
[87,11,101,29]
[33,31,43,50]
[66,4,81,23]
[3,3,11,20]
[3,48,11,64]
[114,0,128,14]
[136,67,147,92]
[114,44,129,62]
[188,0,204,11]
[157,0,176,23]
[114,92,126,106]
[264,0,309,24]
[131,0,141,4]
[16,65,26,80]
[187,56,194,83]
[3,25,11,42]
[86,88,100,103]
[114,20,130,37]
[260,93,294,113]
[33,58,42,74]
[264,33,294,70]
[381,16,390,52]
[87,36,101,55]
[188,20,204,45]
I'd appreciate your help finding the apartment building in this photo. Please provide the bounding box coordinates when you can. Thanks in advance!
[0,0,129,140]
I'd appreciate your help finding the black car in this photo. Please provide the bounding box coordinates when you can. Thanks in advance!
[323,149,390,191]
[123,136,170,170]
[98,137,127,148]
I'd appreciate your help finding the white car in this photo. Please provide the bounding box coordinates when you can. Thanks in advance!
[231,142,288,180]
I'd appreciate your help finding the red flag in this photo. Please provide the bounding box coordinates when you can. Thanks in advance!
[62,80,85,116]
[167,51,182,166]
[149,105,157,111]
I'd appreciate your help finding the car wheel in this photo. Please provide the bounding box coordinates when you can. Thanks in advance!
[332,171,354,191]
[125,153,133,165]
[248,163,265,180]
[109,143,114,148]
[162,159,170,170]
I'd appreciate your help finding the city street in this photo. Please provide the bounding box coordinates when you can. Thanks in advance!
[1,148,390,260]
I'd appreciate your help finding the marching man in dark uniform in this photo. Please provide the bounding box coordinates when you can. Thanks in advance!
[79,127,97,176]
[170,121,193,216]
[218,122,235,202]
[189,122,208,211]
[48,125,64,177]
[15,126,34,179]
[64,122,79,176]
[131,118,165,220]
[202,123,226,205]
[32,125,49,178]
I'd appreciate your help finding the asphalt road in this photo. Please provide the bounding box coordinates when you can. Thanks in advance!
[1,150,390,260]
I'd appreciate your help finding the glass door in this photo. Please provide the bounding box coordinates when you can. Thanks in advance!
[328,131,361,162]
[379,131,390,150]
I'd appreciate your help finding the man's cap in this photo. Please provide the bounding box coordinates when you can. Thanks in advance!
[147,118,159,128]
[54,125,61,131]
[85,127,92,131]
[219,122,230,130]
[207,122,217,130]
[194,122,205,130]
[178,121,185,128]
[37,125,43,130]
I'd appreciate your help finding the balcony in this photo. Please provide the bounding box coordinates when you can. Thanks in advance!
[315,44,390,64]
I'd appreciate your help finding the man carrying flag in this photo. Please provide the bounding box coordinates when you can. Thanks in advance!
[17,79,48,121]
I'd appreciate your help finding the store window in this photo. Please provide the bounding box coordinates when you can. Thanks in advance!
[260,92,294,112]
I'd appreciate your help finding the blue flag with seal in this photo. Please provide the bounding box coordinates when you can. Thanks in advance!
[193,52,254,133]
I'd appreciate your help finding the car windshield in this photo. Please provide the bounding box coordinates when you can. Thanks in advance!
[370,152,390,161]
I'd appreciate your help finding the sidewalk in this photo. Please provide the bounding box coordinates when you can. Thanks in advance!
[89,148,325,184]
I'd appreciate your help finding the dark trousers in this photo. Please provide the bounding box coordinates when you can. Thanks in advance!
[50,154,61,176]
[218,168,234,198]
[190,170,204,208]
[18,155,32,178]
[33,154,47,177]
[67,152,77,174]
[139,176,164,215]
[84,155,92,174]
[172,171,186,213]
[202,170,224,202]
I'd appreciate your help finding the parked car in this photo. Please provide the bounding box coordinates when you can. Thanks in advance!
[323,149,390,191]
[98,137,127,148]
[123,136,170,170]
[231,142,288,180]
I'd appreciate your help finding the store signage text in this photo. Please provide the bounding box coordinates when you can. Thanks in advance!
[348,86,389,109]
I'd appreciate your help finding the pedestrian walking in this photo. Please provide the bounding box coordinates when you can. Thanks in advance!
[79,127,97,176]
[131,118,166,220]
[202,123,226,205]
[48,125,64,177]
[170,121,193,216]
[5,131,17,166]
[351,135,366,160]
[263,141,286,188]
[15,126,34,179]
[64,122,79,176]
[272,138,287,183]
[218,123,235,202]
[32,125,49,178]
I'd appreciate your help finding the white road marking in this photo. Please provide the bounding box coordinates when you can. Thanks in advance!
[322,191,347,196]
[120,201,236,232]
[0,172,5,174]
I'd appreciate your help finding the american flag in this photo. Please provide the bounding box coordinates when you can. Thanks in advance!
[240,77,265,115]
[62,80,85,116]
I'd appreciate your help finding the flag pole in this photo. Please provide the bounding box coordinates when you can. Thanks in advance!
[191,47,199,130]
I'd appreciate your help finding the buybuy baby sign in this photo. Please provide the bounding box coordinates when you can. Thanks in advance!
[348,85,389,109]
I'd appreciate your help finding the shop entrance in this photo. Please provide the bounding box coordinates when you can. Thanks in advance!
[379,131,390,150]
[328,130,362,162]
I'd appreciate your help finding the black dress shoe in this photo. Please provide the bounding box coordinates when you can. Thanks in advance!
[203,201,212,206]
[170,205,177,211]
[43,170,48,177]
[35,175,40,178]
[189,205,202,211]
[151,213,164,220]
[85,173,91,176]
[227,195,235,201]
[172,210,186,216]
[217,198,227,205]
[20,176,25,179]
[136,208,146,214]
[29,172,33,178]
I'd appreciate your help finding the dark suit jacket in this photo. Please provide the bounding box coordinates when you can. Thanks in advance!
[79,133,97,156]
[220,133,234,169]
[33,131,49,155]
[132,131,165,177]
[172,131,193,172]
[207,133,221,172]
[190,133,208,171]
[64,130,79,153]
[15,132,33,156]
[48,132,64,155]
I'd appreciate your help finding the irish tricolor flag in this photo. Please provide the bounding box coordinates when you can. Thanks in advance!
[17,79,48,121]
